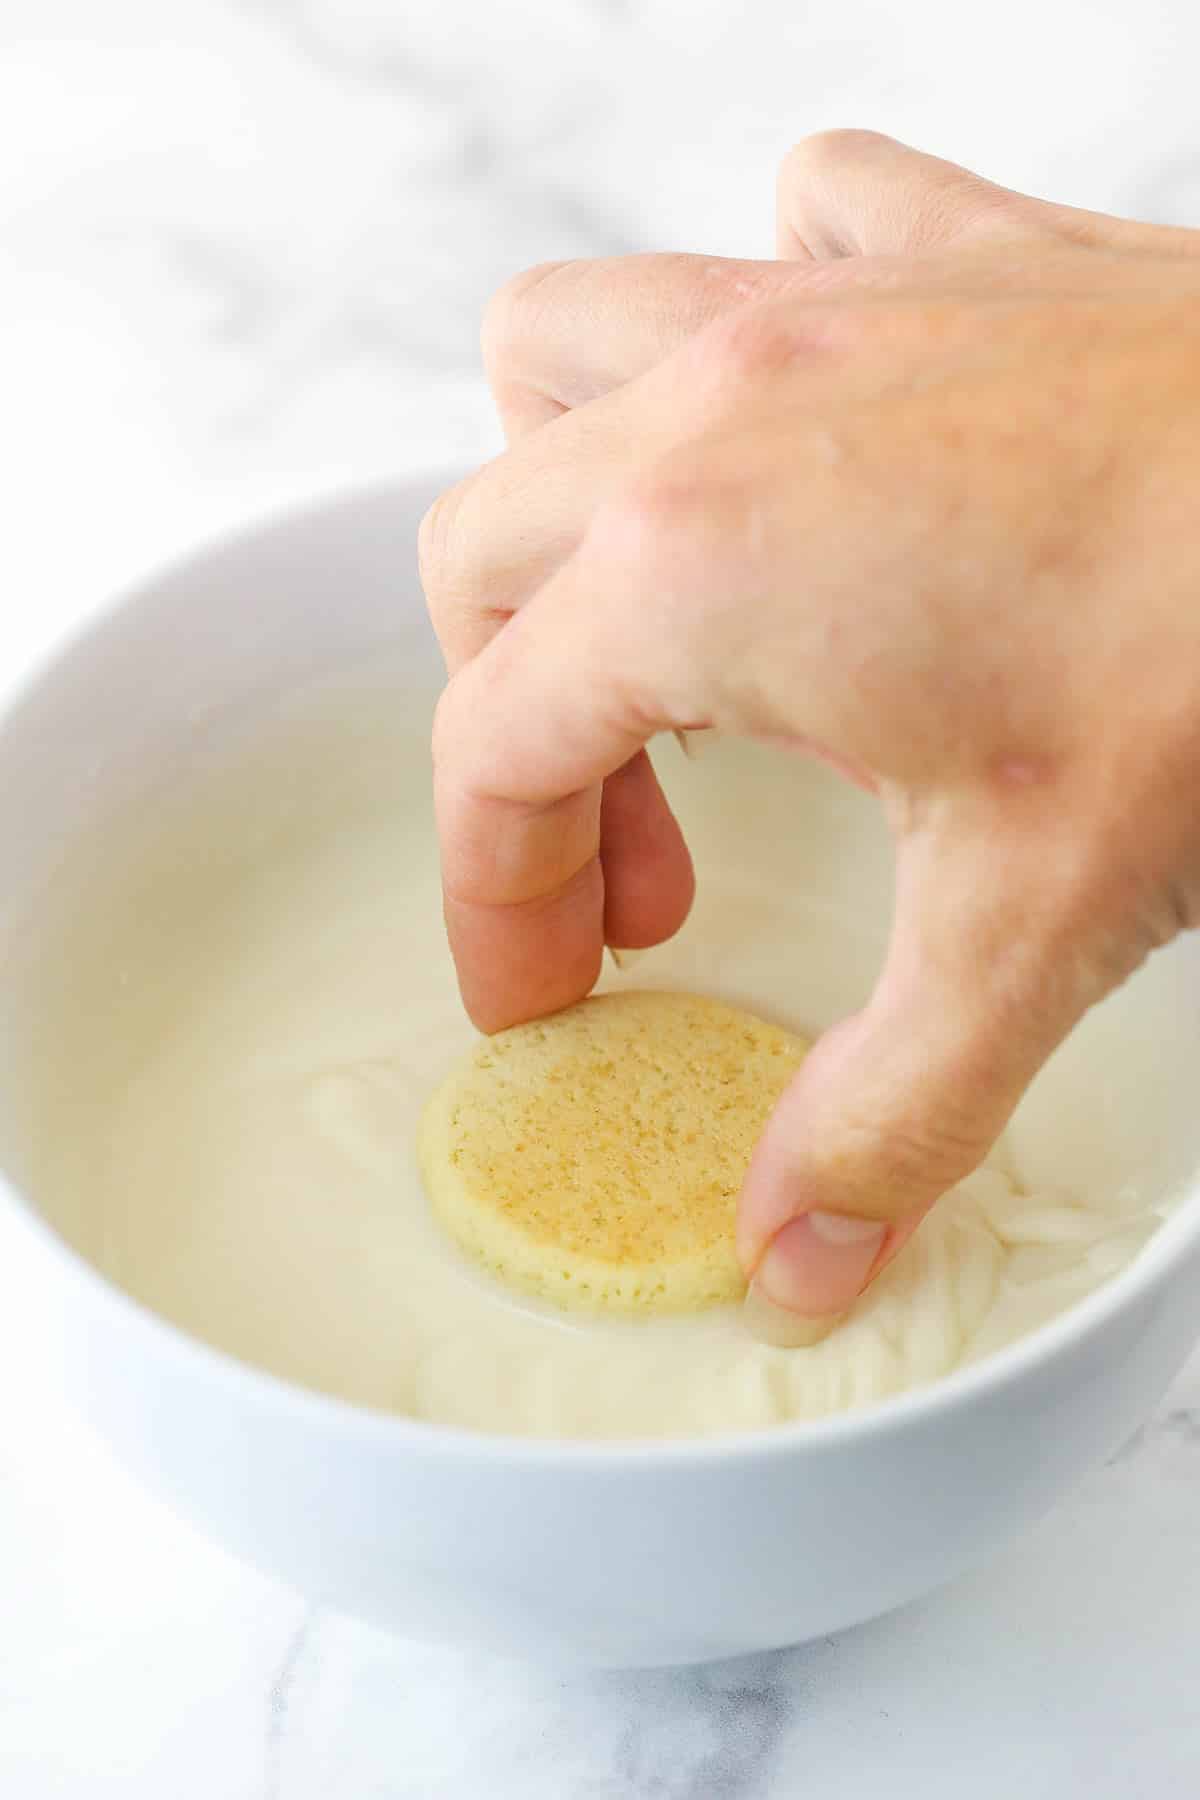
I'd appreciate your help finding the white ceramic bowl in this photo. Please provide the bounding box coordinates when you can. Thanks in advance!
[1,474,1198,1669]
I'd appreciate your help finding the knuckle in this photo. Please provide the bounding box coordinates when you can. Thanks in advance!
[416,482,461,608]
[417,479,483,658]
[926,179,1024,250]
[906,1118,992,1198]
[420,471,522,671]
[683,254,790,315]
[589,463,719,573]
[696,300,817,385]
[881,1057,1008,1199]
[480,259,572,377]
[781,127,892,185]
[818,1102,988,1216]
[871,1124,979,1206]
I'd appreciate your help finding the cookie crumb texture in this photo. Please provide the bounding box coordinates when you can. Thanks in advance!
[419,991,809,1314]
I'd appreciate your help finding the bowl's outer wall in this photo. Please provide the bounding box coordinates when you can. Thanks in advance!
[10,1173,1200,1667]
[1,477,1198,1668]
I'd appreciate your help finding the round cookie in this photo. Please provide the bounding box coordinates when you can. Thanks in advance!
[418,990,809,1315]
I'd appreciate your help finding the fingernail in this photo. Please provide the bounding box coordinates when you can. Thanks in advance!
[743,1280,840,1348]
[608,946,647,972]
[754,1211,889,1318]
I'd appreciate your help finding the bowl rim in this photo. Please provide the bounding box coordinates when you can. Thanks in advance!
[3,472,1199,1471]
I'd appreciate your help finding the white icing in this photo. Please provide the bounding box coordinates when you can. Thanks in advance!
[22,683,1166,1439]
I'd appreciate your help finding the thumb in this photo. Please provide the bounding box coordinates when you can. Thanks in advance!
[738,820,1098,1328]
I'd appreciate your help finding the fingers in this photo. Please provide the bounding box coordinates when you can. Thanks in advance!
[428,406,915,1031]
[777,130,1018,261]
[598,750,695,952]
[425,234,986,683]
[421,287,881,678]
[431,489,714,1031]
[437,774,608,1034]
[436,256,774,996]
[419,363,690,675]
[425,253,822,674]
[777,127,1200,268]
[443,255,809,672]
[737,813,1103,1323]
[433,448,1125,1314]
[483,252,795,439]
[478,258,741,972]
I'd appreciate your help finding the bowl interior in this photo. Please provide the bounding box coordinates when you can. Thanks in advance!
[0,476,1197,1403]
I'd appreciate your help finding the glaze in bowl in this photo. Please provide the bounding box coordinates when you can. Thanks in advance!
[0,475,1197,1667]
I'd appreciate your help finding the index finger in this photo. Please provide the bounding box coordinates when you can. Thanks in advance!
[433,526,691,1032]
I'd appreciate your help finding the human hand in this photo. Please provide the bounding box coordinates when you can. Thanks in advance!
[420,132,1200,1328]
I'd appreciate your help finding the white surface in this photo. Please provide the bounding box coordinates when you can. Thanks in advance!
[1,2,1199,1792]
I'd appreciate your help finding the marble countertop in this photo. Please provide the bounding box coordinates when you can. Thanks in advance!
[2,3,1199,1794]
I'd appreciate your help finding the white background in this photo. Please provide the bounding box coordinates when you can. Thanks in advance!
[1,4,1198,1794]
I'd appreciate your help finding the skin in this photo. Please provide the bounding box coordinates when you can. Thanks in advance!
[419,132,1200,1326]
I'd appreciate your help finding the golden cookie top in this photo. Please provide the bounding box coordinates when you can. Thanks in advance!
[418,990,809,1314]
